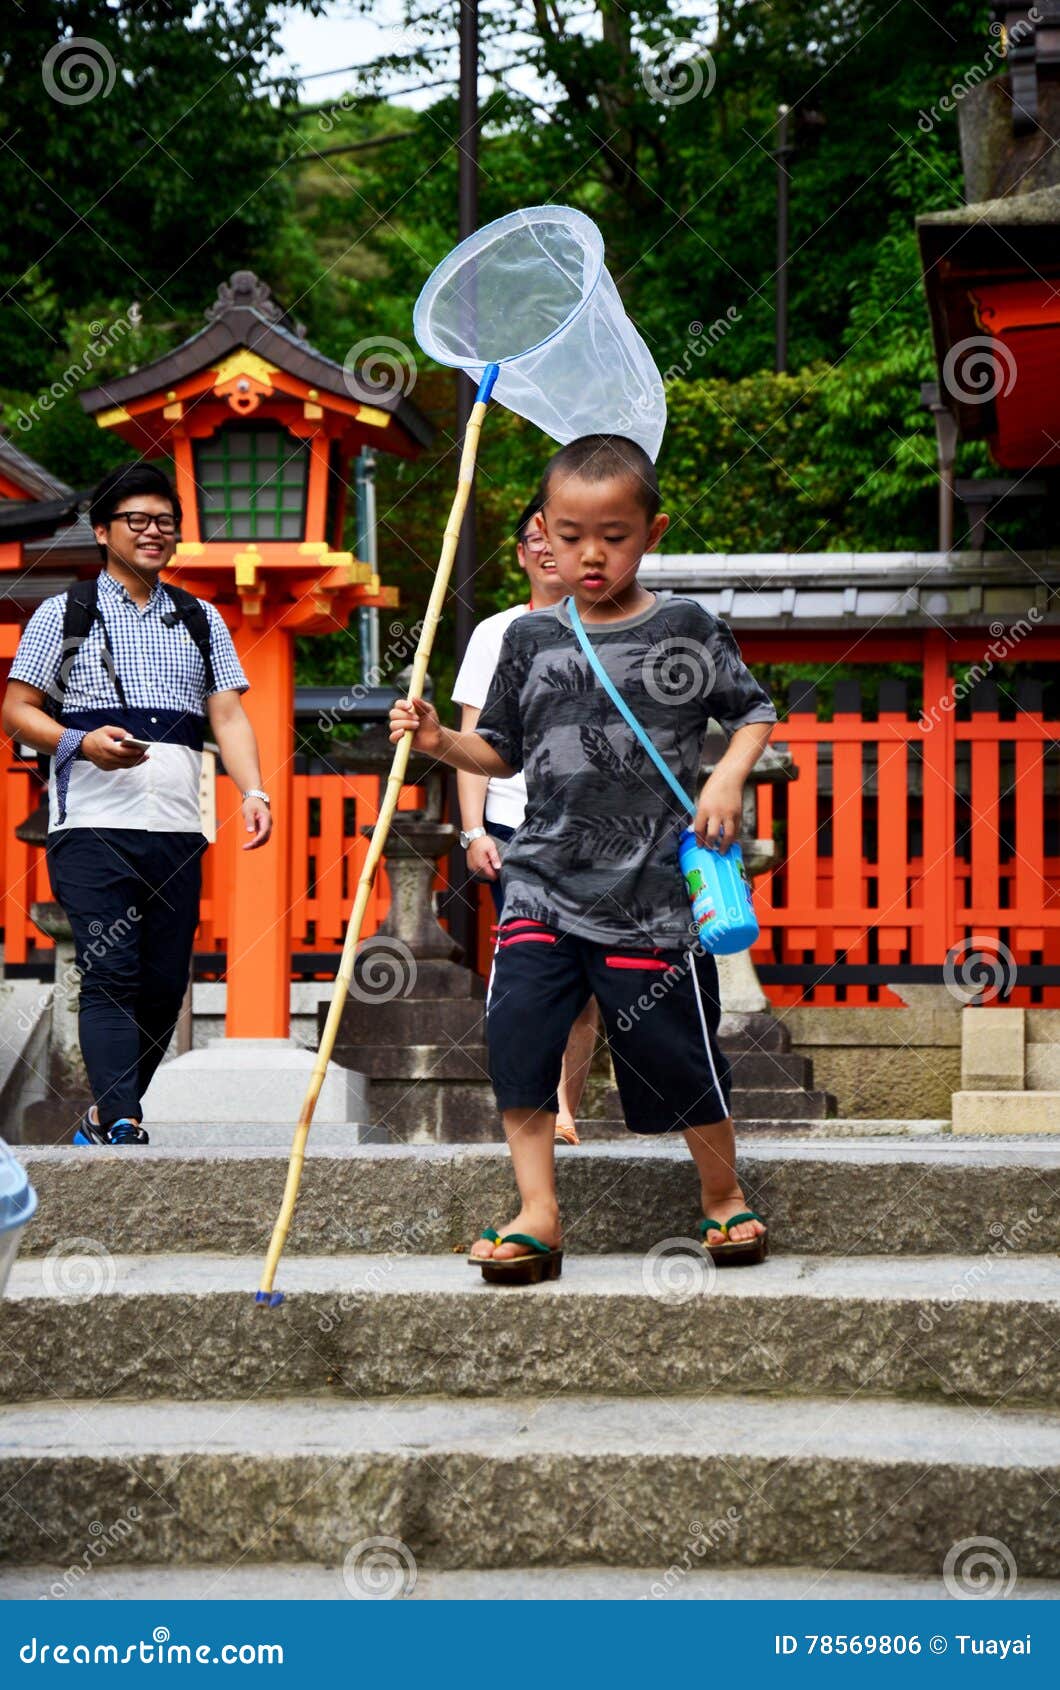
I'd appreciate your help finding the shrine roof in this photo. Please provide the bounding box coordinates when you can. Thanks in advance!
[0,434,74,502]
[639,550,1060,629]
[917,184,1060,269]
[79,270,434,450]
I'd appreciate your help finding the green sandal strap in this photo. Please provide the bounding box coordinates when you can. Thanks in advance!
[724,1211,763,1228]
[498,1232,555,1254]
[697,1217,727,1238]
[478,1227,501,1244]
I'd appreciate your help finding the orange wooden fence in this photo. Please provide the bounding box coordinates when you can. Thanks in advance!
[4,650,1059,1008]
[750,676,1060,1007]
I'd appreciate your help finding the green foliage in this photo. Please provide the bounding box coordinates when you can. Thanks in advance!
[4,0,1031,716]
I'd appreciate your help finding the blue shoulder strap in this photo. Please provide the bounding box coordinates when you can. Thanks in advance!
[566,597,695,815]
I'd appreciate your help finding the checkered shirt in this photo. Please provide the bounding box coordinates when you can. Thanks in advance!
[9,570,248,710]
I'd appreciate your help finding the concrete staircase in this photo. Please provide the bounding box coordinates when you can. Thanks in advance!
[2,1135,1058,1599]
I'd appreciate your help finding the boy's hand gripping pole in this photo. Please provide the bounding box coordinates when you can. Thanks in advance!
[256,364,500,1306]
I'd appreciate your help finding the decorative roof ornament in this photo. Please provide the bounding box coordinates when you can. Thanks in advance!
[205,271,307,341]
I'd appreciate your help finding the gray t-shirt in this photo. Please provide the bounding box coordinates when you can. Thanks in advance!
[474,593,777,947]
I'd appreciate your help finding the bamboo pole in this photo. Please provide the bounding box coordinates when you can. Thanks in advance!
[257,380,495,1302]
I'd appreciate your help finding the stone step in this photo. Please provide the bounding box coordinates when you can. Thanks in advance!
[731,1088,835,1119]
[575,1118,949,1140]
[4,1252,1056,1407]
[726,1050,814,1088]
[370,1090,838,1140]
[319,1047,818,1088]
[2,1393,1056,1575]
[4,1562,1059,1601]
[16,1138,1060,1258]
[334,998,487,1047]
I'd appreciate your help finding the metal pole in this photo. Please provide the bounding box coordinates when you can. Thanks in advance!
[920,383,958,553]
[775,103,791,375]
[445,0,481,966]
[454,0,479,665]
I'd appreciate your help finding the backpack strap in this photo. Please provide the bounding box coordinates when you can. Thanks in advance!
[566,597,695,814]
[53,576,127,714]
[161,583,216,697]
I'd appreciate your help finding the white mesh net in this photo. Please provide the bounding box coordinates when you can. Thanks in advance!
[413,205,666,460]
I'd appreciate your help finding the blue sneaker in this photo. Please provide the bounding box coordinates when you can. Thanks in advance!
[107,1119,149,1145]
[72,1111,107,1146]
[72,1114,149,1146]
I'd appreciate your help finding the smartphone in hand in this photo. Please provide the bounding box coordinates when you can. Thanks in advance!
[121,736,153,751]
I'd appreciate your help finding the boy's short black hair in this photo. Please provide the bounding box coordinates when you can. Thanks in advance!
[89,462,182,558]
[513,491,544,545]
[540,434,660,521]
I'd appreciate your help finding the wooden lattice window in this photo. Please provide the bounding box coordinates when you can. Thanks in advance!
[195,423,308,541]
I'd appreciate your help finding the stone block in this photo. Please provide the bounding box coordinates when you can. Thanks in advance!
[952,1091,1060,1135]
[1027,1045,1060,1091]
[961,1007,1025,1091]
[140,1038,368,1124]
[789,1046,959,1120]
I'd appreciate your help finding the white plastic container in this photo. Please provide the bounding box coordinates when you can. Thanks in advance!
[0,1137,37,1297]
[414,205,667,460]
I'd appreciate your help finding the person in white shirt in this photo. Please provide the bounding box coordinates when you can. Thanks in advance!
[452,497,599,1146]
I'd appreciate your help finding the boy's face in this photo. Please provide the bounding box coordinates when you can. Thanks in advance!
[94,493,177,578]
[542,473,668,607]
[516,522,562,601]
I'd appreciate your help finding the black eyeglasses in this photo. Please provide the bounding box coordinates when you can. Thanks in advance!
[109,511,178,535]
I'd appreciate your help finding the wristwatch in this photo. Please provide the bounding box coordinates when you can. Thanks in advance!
[242,788,271,806]
[460,826,487,849]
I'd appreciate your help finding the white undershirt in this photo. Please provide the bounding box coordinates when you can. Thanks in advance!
[451,603,531,830]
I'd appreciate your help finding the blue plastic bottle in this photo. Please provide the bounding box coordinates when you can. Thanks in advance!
[678,829,759,956]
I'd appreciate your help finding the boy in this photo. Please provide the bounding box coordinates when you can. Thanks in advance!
[390,434,776,1277]
[452,493,600,1146]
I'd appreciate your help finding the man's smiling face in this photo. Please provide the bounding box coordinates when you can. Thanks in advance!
[94,492,178,579]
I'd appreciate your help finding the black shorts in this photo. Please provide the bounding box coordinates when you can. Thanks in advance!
[486,918,731,1133]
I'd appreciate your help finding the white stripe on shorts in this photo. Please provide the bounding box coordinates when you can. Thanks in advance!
[689,951,730,1122]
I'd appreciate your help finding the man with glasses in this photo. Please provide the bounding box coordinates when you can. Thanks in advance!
[453,495,599,1146]
[2,462,272,1146]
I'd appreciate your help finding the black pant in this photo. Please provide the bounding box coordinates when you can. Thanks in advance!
[487,918,732,1133]
[46,829,204,1125]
